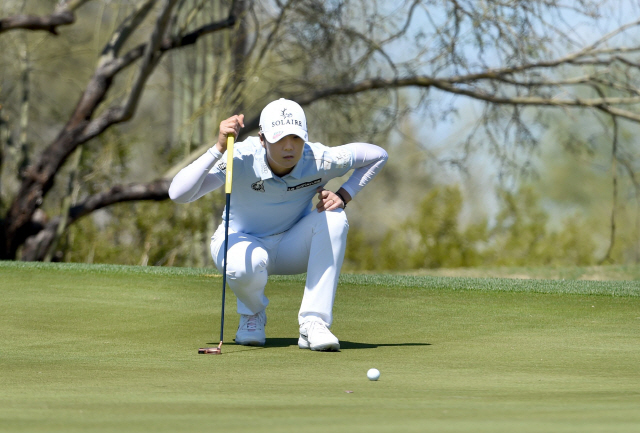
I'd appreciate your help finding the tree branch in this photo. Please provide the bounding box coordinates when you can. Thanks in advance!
[165,58,640,178]
[0,10,74,35]
[98,0,157,68]
[293,76,640,123]
[120,0,178,121]
[80,14,237,143]
[68,179,171,224]
[21,179,171,261]
[101,14,238,79]
[1,1,236,259]
[0,0,93,35]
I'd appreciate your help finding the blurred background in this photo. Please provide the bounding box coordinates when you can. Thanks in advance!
[1,0,640,271]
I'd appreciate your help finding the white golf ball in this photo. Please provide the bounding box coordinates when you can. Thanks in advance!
[367,368,380,381]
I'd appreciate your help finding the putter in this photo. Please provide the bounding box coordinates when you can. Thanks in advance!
[199,134,235,355]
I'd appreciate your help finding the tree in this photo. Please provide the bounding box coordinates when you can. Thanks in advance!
[1,0,640,262]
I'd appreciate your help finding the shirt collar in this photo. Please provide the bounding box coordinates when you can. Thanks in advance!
[258,153,274,180]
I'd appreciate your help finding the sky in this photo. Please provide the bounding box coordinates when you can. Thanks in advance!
[378,0,640,227]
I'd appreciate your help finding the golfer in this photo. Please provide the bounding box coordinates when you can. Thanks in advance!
[169,98,387,351]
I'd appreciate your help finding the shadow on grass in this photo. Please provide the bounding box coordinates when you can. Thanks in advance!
[264,338,431,349]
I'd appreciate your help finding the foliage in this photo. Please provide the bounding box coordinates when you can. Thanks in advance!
[344,184,598,271]
[62,191,223,266]
[406,186,487,269]
[487,187,597,267]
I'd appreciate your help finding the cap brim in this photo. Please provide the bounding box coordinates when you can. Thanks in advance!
[265,126,308,143]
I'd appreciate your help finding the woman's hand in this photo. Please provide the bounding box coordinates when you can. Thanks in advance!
[316,187,351,212]
[215,114,244,153]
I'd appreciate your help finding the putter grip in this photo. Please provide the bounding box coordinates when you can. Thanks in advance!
[225,135,234,194]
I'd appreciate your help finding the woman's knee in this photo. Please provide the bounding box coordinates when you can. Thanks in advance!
[225,245,269,292]
[325,209,349,239]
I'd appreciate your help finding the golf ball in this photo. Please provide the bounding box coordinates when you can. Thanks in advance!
[367,368,380,381]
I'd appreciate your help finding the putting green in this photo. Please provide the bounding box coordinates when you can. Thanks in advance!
[1,262,639,432]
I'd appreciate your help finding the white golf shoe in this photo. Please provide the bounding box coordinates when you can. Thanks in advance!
[298,319,340,351]
[235,311,266,346]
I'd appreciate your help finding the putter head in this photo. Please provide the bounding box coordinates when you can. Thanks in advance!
[198,347,221,355]
[198,342,223,355]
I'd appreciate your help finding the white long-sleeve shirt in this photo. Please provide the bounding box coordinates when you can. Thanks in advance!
[169,137,388,237]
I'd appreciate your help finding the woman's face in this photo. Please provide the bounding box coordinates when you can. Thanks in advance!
[262,134,305,176]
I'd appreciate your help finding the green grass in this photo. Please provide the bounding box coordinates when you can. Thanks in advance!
[403,264,640,281]
[1,261,639,432]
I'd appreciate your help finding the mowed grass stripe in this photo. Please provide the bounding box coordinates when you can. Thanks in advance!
[1,263,639,433]
[2,261,640,296]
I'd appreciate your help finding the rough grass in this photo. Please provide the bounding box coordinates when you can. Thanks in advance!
[1,261,639,432]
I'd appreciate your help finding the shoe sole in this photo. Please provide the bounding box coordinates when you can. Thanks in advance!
[298,336,310,349]
[235,338,265,346]
[311,342,340,351]
[298,336,339,351]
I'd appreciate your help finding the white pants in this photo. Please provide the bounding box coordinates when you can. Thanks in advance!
[210,209,349,326]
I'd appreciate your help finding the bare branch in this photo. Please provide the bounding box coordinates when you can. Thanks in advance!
[21,179,171,261]
[291,75,640,122]
[594,105,640,123]
[98,0,157,68]
[80,14,237,143]
[0,0,93,35]
[0,1,236,259]
[0,10,74,35]
[68,179,171,224]
[568,17,640,62]
[120,0,179,120]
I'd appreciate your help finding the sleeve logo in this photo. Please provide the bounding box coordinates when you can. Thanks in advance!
[335,150,350,169]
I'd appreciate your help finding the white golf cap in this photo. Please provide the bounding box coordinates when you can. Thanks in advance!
[259,98,308,143]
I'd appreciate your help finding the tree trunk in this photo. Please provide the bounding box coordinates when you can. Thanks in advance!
[43,146,82,262]
[18,31,31,177]
[0,106,8,206]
